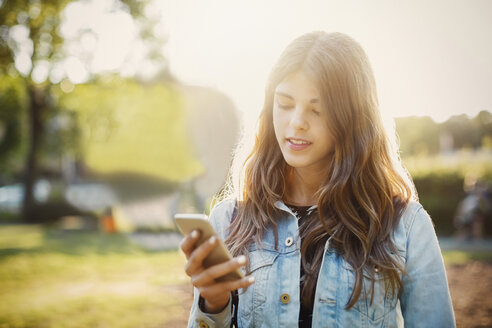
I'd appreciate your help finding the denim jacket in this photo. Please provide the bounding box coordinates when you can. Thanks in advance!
[187,199,456,328]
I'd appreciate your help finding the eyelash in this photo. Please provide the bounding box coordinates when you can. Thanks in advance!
[278,103,321,116]
[278,104,292,110]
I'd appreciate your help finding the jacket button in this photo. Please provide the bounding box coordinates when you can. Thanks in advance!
[199,321,209,328]
[285,237,293,247]
[280,293,290,304]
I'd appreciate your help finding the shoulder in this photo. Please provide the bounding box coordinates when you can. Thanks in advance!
[397,200,435,240]
[393,200,435,251]
[208,198,237,239]
[399,200,430,232]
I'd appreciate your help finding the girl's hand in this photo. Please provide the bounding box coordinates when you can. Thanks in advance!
[180,230,255,313]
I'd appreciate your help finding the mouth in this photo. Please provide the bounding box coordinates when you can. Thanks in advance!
[288,138,311,145]
[286,137,312,150]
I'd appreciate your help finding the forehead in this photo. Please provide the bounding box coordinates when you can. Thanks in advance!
[274,70,320,99]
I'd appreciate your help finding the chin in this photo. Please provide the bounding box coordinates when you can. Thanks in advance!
[283,156,309,168]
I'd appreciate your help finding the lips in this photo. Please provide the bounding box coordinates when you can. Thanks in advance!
[286,137,312,151]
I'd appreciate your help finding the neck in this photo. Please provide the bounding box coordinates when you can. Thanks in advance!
[284,166,327,206]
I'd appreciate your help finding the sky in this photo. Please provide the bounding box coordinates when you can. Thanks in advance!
[57,0,492,128]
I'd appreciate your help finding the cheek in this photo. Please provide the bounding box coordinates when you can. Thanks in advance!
[323,119,336,142]
[315,123,334,150]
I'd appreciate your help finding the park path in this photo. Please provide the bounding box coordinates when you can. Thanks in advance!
[438,237,492,252]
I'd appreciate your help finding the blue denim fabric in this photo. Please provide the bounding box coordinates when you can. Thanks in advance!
[187,199,456,328]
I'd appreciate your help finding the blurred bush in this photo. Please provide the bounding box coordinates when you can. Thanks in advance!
[413,173,465,236]
[404,150,492,236]
[30,199,97,226]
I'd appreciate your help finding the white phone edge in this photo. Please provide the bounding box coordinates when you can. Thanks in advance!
[173,213,244,281]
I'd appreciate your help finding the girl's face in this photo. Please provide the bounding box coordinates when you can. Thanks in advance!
[273,70,333,173]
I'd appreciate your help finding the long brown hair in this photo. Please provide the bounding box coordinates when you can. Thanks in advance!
[220,31,415,310]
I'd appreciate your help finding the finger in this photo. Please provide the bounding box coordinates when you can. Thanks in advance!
[185,235,217,276]
[199,275,255,302]
[192,255,247,287]
[179,230,200,259]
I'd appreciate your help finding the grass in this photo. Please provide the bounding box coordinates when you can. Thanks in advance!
[0,224,190,328]
[1,224,491,327]
[442,250,492,265]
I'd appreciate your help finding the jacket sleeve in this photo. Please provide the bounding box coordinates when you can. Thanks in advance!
[187,289,232,328]
[186,199,236,328]
[400,205,456,328]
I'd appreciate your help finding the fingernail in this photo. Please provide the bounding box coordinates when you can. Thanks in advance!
[248,276,255,283]
[191,230,199,238]
[209,236,216,244]
[237,255,246,264]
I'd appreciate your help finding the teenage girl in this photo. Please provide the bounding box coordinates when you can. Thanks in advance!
[180,31,456,328]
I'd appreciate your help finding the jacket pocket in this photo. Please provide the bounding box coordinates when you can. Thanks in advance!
[342,260,399,324]
[238,250,278,327]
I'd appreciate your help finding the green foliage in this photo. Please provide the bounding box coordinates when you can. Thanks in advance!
[0,0,172,223]
[0,211,21,223]
[396,110,492,157]
[396,116,440,156]
[413,173,465,236]
[0,0,69,77]
[475,111,492,145]
[0,225,190,327]
[403,151,492,236]
[31,199,97,224]
[442,250,492,265]
[57,78,204,182]
[0,0,153,78]
[0,75,28,179]
[40,104,82,162]
[404,150,492,180]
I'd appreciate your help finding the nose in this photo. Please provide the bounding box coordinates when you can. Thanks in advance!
[290,106,308,130]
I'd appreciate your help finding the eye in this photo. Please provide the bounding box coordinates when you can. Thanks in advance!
[312,108,321,116]
[277,101,293,110]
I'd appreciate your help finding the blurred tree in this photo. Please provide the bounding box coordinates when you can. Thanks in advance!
[57,77,203,183]
[474,110,492,149]
[441,114,481,150]
[0,0,157,222]
[396,111,492,156]
[0,75,27,182]
[395,116,440,156]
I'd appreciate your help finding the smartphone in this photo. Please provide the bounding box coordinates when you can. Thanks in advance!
[174,213,244,282]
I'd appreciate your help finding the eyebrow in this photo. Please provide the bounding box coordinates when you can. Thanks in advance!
[275,91,319,104]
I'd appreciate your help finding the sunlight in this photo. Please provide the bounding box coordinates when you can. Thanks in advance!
[64,56,89,84]
[25,0,492,123]
[61,0,141,81]
[31,60,49,84]
[90,12,136,72]
[49,64,65,84]
[10,25,32,75]
[154,0,492,126]
[14,53,32,76]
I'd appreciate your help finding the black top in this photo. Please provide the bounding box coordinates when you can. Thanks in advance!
[286,203,317,328]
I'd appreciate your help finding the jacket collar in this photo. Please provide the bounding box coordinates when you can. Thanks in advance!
[274,200,318,213]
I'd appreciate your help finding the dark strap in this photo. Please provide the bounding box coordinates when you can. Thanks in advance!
[230,201,239,328]
[230,289,239,328]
